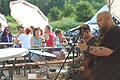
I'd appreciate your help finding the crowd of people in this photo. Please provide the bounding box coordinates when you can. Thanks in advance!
[0,11,120,80]
[0,24,68,60]
[0,25,68,48]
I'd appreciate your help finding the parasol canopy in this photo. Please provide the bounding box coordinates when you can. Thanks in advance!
[10,0,49,30]
[0,13,8,30]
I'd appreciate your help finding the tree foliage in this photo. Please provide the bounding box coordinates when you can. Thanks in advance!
[75,1,96,22]
[0,0,105,21]
[0,0,10,15]
[0,0,105,31]
[48,7,62,21]
[50,17,80,31]
[63,0,76,17]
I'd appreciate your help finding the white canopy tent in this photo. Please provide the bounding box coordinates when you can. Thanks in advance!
[10,0,48,30]
[86,0,120,24]
[84,5,109,36]
[85,5,109,24]
[84,0,120,36]
[107,0,120,21]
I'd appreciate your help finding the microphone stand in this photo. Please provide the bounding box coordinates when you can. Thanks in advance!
[54,30,82,80]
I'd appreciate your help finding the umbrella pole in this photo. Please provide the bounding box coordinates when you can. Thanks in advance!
[108,0,111,14]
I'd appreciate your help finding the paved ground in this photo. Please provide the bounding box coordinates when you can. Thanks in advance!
[1,70,28,80]
[1,68,68,80]
[13,74,27,80]
[1,63,68,80]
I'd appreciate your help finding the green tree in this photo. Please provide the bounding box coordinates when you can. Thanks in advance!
[64,0,76,17]
[48,7,62,21]
[44,0,65,15]
[75,1,96,22]
[88,0,105,4]
[1,0,10,15]
[26,0,48,15]
[92,2,104,10]
[5,15,19,34]
[0,0,2,13]
[50,17,80,31]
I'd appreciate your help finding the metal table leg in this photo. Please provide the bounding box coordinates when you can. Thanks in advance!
[0,61,6,79]
[8,58,17,80]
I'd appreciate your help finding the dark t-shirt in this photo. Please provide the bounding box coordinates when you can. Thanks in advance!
[85,36,98,68]
[92,26,120,80]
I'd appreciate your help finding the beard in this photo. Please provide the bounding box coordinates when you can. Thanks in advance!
[99,26,108,35]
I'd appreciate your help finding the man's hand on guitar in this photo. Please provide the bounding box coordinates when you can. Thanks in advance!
[78,39,88,51]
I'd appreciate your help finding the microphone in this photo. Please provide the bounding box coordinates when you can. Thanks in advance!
[70,27,82,32]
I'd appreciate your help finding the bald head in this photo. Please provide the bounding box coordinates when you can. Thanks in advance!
[97,12,116,34]
[97,12,115,25]
[97,12,112,18]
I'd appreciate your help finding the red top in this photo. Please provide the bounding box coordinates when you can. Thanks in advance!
[46,32,55,47]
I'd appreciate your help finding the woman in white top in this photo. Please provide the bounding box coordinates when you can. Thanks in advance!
[18,28,32,49]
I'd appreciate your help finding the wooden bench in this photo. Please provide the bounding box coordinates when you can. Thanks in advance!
[0,59,72,67]
[0,59,72,76]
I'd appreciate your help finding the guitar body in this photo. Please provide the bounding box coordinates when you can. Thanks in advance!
[80,36,99,80]
[69,36,99,80]
[80,54,93,80]
[68,54,93,80]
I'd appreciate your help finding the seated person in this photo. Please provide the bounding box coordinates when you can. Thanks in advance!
[53,29,68,60]
[30,28,46,61]
[17,28,32,49]
[13,26,25,48]
[53,29,68,47]
[69,24,98,80]
[0,27,13,48]
[43,25,55,47]
[30,28,45,48]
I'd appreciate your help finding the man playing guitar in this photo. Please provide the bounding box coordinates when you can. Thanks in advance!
[71,24,98,80]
